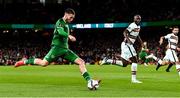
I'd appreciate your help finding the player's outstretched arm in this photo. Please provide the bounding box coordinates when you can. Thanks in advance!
[159,36,164,45]
[123,29,132,44]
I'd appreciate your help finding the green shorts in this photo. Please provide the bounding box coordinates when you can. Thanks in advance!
[44,46,79,63]
[139,51,148,61]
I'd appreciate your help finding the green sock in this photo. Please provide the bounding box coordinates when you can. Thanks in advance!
[25,58,35,65]
[82,72,91,81]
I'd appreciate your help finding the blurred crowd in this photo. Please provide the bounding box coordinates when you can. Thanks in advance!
[0,0,180,23]
[0,0,180,65]
[0,27,173,65]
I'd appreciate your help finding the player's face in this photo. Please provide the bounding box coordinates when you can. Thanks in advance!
[143,42,147,46]
[65,13,75,23]
[172,28,179,35]
[134,15,141,25]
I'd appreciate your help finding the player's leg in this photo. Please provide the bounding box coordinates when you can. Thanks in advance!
[170,51,180,76]
[166,63,173,72]
[15,57,50,68]
[144,53,163,69]
[155,50,174,71]
[175,62,180,76]
[145,53,154,59]
[123,43,142,83]
[64,49,101,84]
[139,51,148,66]
[100,57,129,67]
[100,57,108,65]
[148,53,164,71]
[144,59,150,66]
[130,56,142,83]
[140,54,148,66]
[15,46,61,67]
[156,49,176,71]
[106,42,131,67]
[100,57,122,65]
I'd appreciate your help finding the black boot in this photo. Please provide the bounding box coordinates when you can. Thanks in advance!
[156,63,162,71]
[166,63,173,72]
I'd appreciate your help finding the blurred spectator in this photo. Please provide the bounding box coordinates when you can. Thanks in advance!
[0,0,180,23]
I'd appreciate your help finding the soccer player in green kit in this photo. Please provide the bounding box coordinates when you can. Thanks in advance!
[15,8,101,90]
[139,42,154,66]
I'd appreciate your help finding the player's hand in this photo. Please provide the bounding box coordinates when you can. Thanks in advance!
[177,48,180,52]
[68,35,76,42]
[159,37,164,45]
[166,45,169,49]
[159,41,163,45]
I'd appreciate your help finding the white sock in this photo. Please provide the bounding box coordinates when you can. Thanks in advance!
[106,59,123,66]
[158,59,162,65]
[116,60,123,66]
[131,63,137,81]
[106,59,113,63]
[176,64,180,76]
[152,56,158,61]
[145,54,153,59]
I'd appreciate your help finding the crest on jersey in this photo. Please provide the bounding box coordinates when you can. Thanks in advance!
[133,28,140,32]
[51,55,55,59]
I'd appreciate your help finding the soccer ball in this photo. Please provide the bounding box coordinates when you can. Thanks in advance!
[87,80,100,90]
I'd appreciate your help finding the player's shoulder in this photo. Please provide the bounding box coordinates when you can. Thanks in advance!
[128,22,139,27]
[167,33,173,36]
[164,33,173,38]
[58,19,65,24]
[56,18,66,27]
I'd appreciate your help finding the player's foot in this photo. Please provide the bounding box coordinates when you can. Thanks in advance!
[166,69,170,72]
[156,63,162,71]
[144,63,148,66]
[14,60,25,68]
[132,79,142,83]
[100,57,108,65]
[165,64,173,72]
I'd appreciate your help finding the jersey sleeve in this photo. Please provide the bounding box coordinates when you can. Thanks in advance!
[127,23,135,32]
[55,20,68,37]
[164,34,171,39]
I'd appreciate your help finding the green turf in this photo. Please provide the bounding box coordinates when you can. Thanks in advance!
[0,65,180,97]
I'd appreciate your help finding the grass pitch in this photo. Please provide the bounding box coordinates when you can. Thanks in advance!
[0,65,180,97]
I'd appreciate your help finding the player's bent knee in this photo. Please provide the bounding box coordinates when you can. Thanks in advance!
[41,60,49,67]
[130,57,138,63]
[122,61,129,67]
[74,58,85,65]
[121,58,130,67]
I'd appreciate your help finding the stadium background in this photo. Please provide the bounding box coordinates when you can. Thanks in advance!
[0,0,180,65]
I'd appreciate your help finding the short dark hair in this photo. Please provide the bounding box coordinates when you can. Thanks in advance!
[65,8,75,15]
[134,14,141,18]
[172,26,179,29]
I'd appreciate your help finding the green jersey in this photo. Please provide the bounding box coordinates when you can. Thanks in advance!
[139,48,148,59]
[51,18,69,49]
